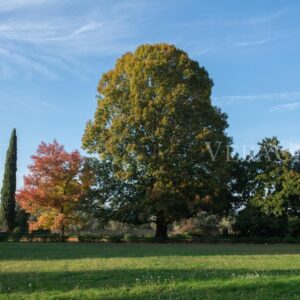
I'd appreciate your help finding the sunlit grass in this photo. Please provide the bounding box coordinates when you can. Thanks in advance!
[0,243,300,299]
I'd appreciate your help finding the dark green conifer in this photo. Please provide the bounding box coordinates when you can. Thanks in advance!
[0,129,17,232]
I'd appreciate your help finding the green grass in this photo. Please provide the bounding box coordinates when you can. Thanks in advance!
[0,243,300,299]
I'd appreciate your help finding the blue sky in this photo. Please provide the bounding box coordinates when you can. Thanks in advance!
[0,0,299,187]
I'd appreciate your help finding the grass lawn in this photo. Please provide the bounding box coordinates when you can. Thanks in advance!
[0,243,300,299]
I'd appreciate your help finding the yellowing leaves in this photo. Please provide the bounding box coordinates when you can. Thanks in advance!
[82,43,231,227]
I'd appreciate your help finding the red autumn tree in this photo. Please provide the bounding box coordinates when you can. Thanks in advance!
[17,140,86,238]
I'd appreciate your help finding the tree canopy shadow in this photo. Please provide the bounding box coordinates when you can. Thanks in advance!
[0,268,299,298]
[1,242,300,260]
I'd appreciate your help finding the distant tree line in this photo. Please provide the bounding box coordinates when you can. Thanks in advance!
[1,44,299,241]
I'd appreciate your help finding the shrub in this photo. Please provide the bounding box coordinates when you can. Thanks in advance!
[174,213,220,236]
[289,218,300,237]
[106,234,123,243]
[78,235,102,243]
[123,234,140,242]
[0,232,9,241]
[31,229,51,236]
[28,230,67,242]
[234,206,288,237]
[8,232,22,242]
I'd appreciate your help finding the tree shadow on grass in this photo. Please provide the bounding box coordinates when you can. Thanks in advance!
[107,279,300,300]
[0,268,299,295]
[0,242,300,260]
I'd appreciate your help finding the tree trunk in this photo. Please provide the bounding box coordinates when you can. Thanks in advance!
[155,212,168,241]
[60,206,65,242]
[60,225,65,242]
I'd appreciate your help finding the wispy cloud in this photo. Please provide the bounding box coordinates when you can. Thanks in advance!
[235,39,270,47]
[0,47,57,79]
[0,0,53,12]
[180,8,288,29]
[179,8,289,56]
[248,8,288,25]
[0,0,155,79]
[282,140,300,153]
[2,22,108,43]
[213,92,300,104]
[2,97,62,113]
[271,101,300,112]
[0,19,128,48]
[0,2,292,79]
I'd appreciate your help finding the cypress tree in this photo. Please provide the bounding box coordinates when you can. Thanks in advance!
[0,129,17,232]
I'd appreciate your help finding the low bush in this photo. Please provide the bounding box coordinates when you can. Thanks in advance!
[78,235,103,243]
[234,206,288,237]
[289,218,300,237]
[7,232,23,242]
[28,230,66,242]
[106,234,123,243]
[123,234,140,242]
[0,232,9,241]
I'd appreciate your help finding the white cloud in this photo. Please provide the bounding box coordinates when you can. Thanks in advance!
[0,47,57,79]
[271,101,300,112]
[248,8,288,26]
[0,0,53,12]
[180,8,287,29]
[0,1,152,52]
[1,96,62,113]
[0,21,103,43]
[0,2,292,79]
[0,1,150,78]
[72,22,100,36]
[213,92,300,104]
[235,39,270,47]
[282,141,300,154]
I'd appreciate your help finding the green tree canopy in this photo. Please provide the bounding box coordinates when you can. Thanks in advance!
[250,137,292,216]
[83,44,231,239]
[231,137,300,237]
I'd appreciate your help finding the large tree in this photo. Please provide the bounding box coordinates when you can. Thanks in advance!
[251,137,292,216]
[17,140,87,238]
[83,44,231,239]
[0,129,17,232]
[226,153,258,211]
[234,137,300,236]
[276,150,300,219]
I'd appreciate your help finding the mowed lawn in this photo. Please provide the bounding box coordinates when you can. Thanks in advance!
[0,243,300,299]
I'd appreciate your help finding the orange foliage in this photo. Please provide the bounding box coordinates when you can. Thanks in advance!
[17,140,87,235]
